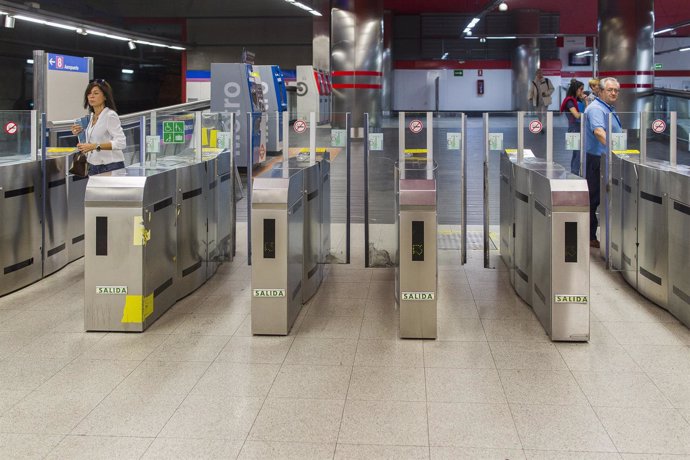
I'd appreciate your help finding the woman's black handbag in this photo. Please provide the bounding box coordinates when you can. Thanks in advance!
[69,151,88,177]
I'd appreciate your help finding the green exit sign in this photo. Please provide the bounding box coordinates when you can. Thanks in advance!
[454,70,464,77]
[162,121,185,144]
[654,63,663,70]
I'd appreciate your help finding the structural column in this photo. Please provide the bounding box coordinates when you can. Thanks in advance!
[511,9,540,111]
[598,0,654,114]
[330,0,384,131]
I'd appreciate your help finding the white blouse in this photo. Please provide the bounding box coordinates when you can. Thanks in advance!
[85,107,127,165]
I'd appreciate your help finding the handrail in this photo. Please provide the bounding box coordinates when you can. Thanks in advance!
[637,88,690,99]
[48,99,211,131]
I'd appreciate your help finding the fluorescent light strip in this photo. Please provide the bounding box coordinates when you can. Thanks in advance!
[680,47,690,52]
[283,0,321,16]
[487,36,516,39]
[14,14,77,31]
[575,50,592,56]
[121,69,134,74]
[654,28,673,35]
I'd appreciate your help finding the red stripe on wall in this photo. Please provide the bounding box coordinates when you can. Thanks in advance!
[332,71,383,77]
[655,70,690,77]
[599,70,654,76]
[332,83,383,89]
[619,83,654,88]
[395,60,511,69]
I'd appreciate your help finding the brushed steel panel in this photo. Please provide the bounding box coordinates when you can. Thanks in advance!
[43,157,69,276]
[621,159,638,287]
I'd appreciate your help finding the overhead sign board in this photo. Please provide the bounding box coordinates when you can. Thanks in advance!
[47,53,89,73]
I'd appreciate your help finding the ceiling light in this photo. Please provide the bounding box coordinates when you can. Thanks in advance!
[498,2,508,11]
[576,50,592,56]
[487,36,516,40]
[680,47,690,52]
[168,45,186,50]
[128,40,136,50]
[480,37,486,43]
[4,15,15,28]
[308,10,322,16]
[654,28,673,35]
[86,29,129,41]
[75,27,87,35]
[26,58,34,64]
[441,52,449,60]
[121,69,134,74]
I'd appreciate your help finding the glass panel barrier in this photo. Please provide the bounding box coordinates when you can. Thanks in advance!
[0,110,37,162]
[247,111,350,265]
[365,111,466,268]
[145,111,201,166]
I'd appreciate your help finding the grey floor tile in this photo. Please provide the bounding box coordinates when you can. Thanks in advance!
[323,267,372,284]
[555,343,642,373]
[363,298,398,318]
[336,443,429,459]
[436,299,479,319]
[116,360,209,396]
[623,344,690,374]
[249,398,344,443]
[84,333,168,361]
[348,366,426,401]
[216,336,294,364]
[360,313,399,339]
[354,338,424,367]
[475,299,535,321]
[319,282,370,301]
[0,310,72,336]
[142,437,243,459]
[0,331,35,358]
[426,367,506,404]
[71,390,186,437]
[594,406,690,455]
[431,446,526,459]
[146,334,230,362]
[339,399,428,446]
[159,393,263,440]
[239,440,335,460]
[427,402,521,449]
[524,451,621,460]
[510,404,616,452]
[36,357,138,397]
[269,364,351,400]
[190,362,280,398]
[0,433,63,460]
[0,390,105,435]
[423,341,496,369]
[15,332,104,360]
[482,319,550,342]
[171,311,246,336]
[285,337,357,366]
[499,369,589,406]
[45,435,153,460]
[490,342,567,370]
[663,323,690,345]
[368,281,396,302]
[573,371,672,408]
[647,372,690,408]
[437,317,487,342]
[0,389,29,414]
[307,297,366,318]
[602,321,685,346]
[0,358,71,392]
[297,314,362,339]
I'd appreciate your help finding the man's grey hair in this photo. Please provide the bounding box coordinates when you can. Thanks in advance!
[599,77,619,90]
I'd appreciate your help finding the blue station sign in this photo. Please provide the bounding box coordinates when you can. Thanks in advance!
[47,53,89,73]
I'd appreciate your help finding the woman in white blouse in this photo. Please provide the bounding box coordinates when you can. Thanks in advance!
[71,79,127,175]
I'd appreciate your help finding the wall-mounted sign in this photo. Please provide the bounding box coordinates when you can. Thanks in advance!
[47,53,88,73]
[454,70,464,77]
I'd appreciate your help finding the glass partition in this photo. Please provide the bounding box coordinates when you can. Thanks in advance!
[0,110,37,163]
[247,111,350,265]
[365,111,466,268]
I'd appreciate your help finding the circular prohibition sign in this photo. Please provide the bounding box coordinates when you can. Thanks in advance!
[651,119,666,134]
[528,119,543,134]
[408,119,424,134]
[293,119,308,134]
[4,121,18,135]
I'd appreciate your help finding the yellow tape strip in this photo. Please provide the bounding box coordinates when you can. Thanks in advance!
[298,148,329,153]
[210,129,218,148]
[613,150,640,155]
[404,149,428,154]
[46,147,77,153]
[121,293,154,323]
[202,128,209,146]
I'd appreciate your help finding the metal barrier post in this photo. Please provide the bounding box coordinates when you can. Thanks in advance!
[670,111,677,167]
[461,113,467,265]
[483,112,492,269]
[364,112,370,267]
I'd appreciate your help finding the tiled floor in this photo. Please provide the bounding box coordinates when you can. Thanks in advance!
[1,223,690,459]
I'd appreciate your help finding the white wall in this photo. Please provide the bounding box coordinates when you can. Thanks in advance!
[393,69,562,111]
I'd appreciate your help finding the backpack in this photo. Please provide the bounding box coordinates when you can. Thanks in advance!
[560,96,578,113]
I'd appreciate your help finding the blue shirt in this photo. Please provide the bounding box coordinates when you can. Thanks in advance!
[584,97,622,157]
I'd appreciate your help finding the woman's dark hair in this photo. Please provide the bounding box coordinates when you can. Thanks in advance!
[83,79,117,113]
[566,80,584,98]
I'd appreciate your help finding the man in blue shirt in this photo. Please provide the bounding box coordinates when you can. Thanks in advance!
[583,77,622,248]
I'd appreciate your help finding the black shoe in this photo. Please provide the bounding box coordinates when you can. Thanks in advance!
[589,240,600,248]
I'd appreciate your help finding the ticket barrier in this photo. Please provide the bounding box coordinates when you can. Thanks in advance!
[251,168,305,335]
[84,167,177,332]
[396,170,438,339]
[605,153,690,328]
[0,157,42,296]
[500,150,590,341]
[42,155,69,276]
[84,150,235,332]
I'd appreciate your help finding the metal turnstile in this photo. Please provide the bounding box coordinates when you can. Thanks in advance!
[620,158,639,287]
[668,166,690,326]
[84,168,177,332]
[636,160,671,307]
[251,169,305,335]
[42,156,69,276]
[302,162,322,302]
[216,150,235,262]
[530,168,590,341]
[396,176,438,339]
[0,159,42,296]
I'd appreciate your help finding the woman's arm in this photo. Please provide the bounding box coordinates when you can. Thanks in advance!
[105,111,127,150]
[569,107,581,119]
